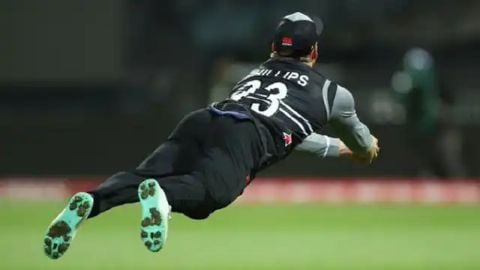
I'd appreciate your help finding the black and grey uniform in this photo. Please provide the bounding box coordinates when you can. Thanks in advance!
[88,58,373,220]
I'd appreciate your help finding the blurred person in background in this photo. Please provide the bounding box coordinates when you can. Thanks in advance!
[392,48,466,178]
[43,12,379,260]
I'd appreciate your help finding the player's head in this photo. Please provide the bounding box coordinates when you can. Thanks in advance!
[271,12,321,65]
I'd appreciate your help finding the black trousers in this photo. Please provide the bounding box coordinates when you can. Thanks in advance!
[88,109,264,219]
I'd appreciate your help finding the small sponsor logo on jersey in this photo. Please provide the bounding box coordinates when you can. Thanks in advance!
[283,132,293,147]
[281,37,293,46]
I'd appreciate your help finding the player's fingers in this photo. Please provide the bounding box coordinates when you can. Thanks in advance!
[350,154,372,165]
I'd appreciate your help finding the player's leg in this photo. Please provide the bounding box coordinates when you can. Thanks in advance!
[43,110,263,257]
[43,110,211,258]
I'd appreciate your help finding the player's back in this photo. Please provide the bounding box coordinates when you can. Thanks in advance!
[226,58,336,159]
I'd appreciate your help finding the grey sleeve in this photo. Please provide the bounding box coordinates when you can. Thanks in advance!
[295,133,342,158]
[328,86,373,155]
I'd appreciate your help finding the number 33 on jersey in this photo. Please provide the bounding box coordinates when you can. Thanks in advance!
[231,80,287,117]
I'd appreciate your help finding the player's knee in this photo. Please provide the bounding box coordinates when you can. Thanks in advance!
[182,195,236,220]
[173,196,216,220]
[182,199,218,220]
[183,208,213,220]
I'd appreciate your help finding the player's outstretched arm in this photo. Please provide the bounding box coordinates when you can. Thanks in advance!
[328,86,380,164]
[296,133,353,158]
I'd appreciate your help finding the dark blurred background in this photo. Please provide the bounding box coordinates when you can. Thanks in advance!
[1,0,479,177]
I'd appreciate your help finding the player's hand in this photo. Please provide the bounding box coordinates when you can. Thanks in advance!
[338,141,353,158]
[370,135,380,157]
[350,135,380,165]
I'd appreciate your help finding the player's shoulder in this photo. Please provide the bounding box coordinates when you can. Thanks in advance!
[263,58,330,87]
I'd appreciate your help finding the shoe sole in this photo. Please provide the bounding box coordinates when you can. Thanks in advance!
[43,192,93,259]
[138,179,169,252]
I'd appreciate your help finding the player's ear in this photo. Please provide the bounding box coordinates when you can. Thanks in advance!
[310,43,318,62]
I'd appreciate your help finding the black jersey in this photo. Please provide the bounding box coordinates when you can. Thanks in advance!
[213,58,338,168]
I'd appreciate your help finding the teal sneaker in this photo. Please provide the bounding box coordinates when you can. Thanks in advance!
[43,192,93,259]
[138,179,171,252]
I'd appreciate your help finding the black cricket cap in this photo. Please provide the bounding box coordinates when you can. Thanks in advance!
[273,12,322,58]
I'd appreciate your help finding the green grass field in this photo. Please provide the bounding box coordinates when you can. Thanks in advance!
[1,201,479,270]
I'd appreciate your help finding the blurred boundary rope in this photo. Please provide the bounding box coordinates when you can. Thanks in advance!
[0,177,479,204]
